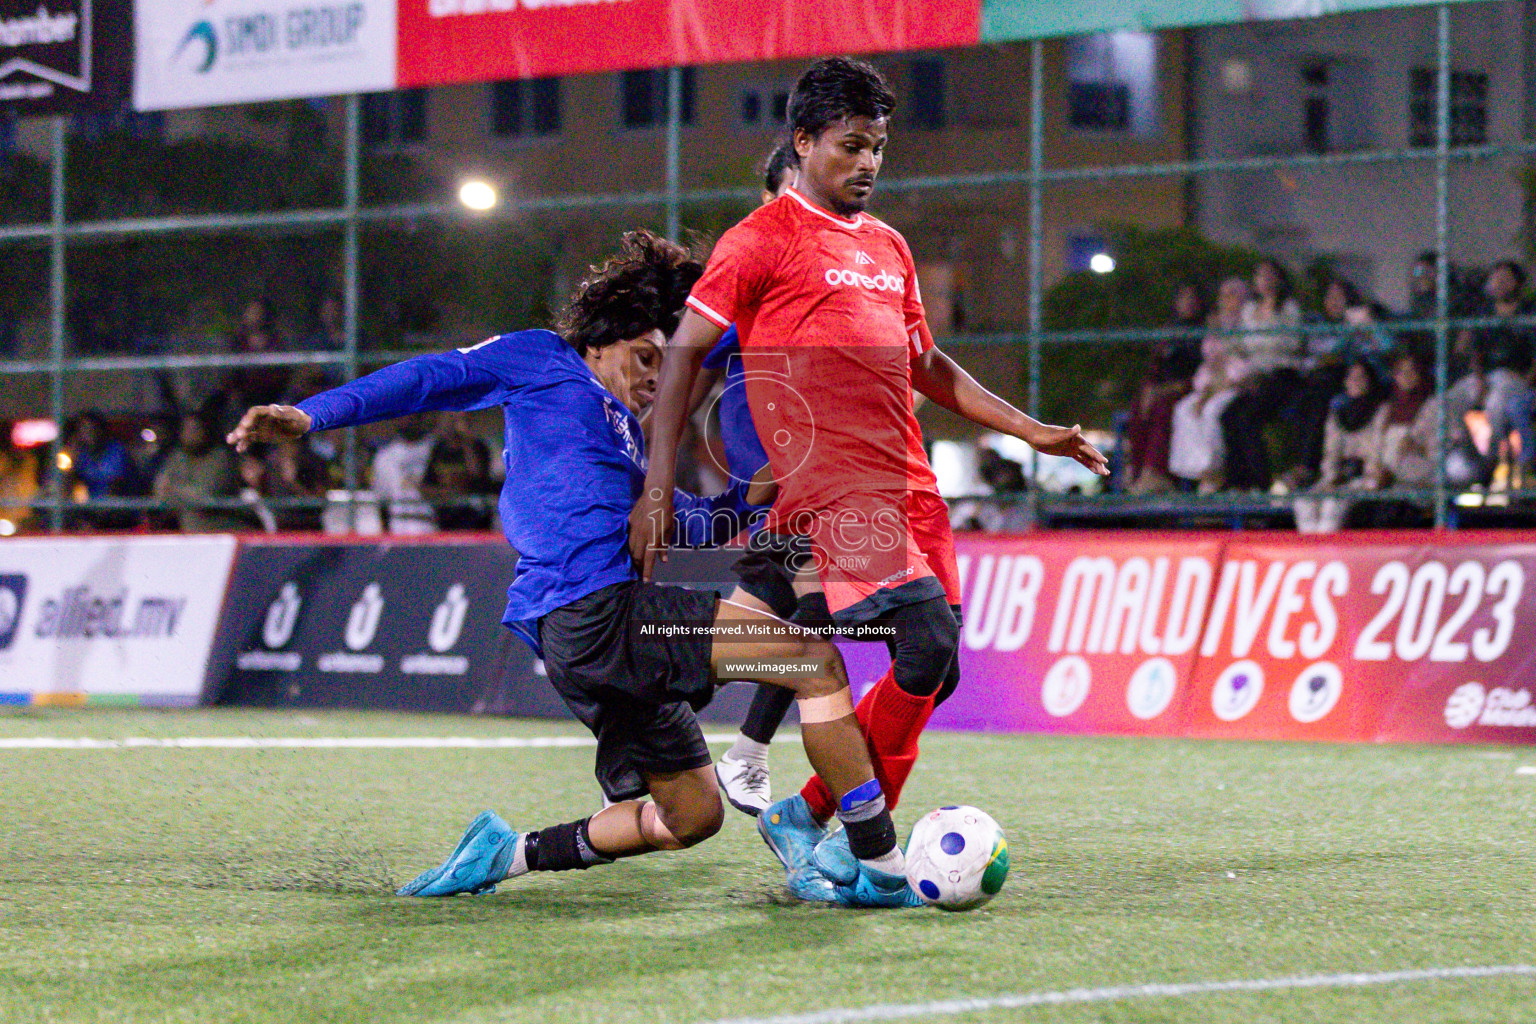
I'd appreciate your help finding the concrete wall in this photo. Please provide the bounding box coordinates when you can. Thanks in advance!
[1190,1,1531,309]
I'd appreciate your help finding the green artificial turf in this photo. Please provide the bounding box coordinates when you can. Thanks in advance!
[0,709,1532,1023]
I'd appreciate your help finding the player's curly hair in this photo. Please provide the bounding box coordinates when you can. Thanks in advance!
[788,57,895,140]
[763,138,799,194]
[557,230,703,355]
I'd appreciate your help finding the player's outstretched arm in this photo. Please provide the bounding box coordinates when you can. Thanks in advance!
[910,347,1109,476]
[629,309,724,580]
[227,405,313,452]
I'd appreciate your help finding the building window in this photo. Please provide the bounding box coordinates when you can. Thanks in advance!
[492,77,561,138]
[363,89,427,148]
[738,84,791,127]
[1302,59,1329,152]
[621,68,695,128]
[1410,68,1488,147]
[1065,32,1159,135]
[908,57,946,130]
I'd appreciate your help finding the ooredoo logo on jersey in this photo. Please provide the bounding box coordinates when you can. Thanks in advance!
[823,267,905,293]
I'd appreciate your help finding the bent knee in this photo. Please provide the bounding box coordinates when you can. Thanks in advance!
[668,797,725,847]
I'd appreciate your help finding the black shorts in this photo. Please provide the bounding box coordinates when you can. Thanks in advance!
[538,580,721,802]
[730,532,813,619]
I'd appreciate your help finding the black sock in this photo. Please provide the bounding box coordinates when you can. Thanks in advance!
[741,684,796,745]
[524,818,613,872]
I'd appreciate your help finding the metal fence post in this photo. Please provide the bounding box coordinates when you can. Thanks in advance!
[343,94,362,532]
[665,66,682,241]
[1026,40,1045,523]
[47,116,66,535]
[1433,4,1451,529]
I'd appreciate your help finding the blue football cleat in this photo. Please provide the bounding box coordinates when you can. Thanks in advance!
[810,828,859,886]
[397,810,520,897]
[758,795,835,903]
[785,864,839,902]
[757,795,824,871]
[832,864,924,909]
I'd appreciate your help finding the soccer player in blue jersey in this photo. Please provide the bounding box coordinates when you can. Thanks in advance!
[227,231,910,904]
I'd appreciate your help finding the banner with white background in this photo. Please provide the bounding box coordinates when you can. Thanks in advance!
[0,536,237,702]
[134,0,396,111]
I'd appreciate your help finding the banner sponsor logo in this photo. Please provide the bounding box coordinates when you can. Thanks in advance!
[135,0,395,111]
[1126,656,1178,720]
[1211,660,1264,722]
[1288,661,1342,723]
[207,540,517,713]
[1443,683,1536,729]
[0,574,25,651]
[1041,655,1091,717]
[236,582,304,671]
[32,586,186,640]
[0,537,235,700]
[0,0,84,103]
[403,583,470,675]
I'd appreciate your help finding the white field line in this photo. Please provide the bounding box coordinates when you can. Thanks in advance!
[0,734,739,750]
[700,965,1536,1024]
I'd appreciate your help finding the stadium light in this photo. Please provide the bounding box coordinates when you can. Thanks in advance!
[1089,253,1116,274]
[0,519,13,537]
[458,180,498,212]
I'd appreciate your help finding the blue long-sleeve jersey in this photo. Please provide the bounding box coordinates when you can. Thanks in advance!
[701,324,770,491]
[297,329,761,654]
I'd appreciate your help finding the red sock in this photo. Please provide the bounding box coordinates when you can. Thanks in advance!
[800,668,936,823]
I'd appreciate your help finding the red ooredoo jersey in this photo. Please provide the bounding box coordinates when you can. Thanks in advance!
[685,187,940,538]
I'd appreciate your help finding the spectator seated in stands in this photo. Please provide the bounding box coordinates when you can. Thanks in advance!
[372,412,438,534]
[1293,359,1388,533]
[1444,261,1536,484]
[240,438,330,532]
[1219,259,1304,492]
[420,411,496,531]
[1125,282,1207,495]
[221,298,292,414]
[0,432,39,533]
[1370,349,1454,489]
[60,410,142,529]
[1167,276,1248,493]
[1286,278,1396,490]
[153,410,248,532]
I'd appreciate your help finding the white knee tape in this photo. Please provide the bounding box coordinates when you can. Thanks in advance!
[797,688,854,724]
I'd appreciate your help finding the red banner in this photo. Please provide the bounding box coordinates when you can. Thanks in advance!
[836,530,1536,746]
[396,0,982,87]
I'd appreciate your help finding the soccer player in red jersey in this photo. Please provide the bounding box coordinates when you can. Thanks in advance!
[633,58,1107,904]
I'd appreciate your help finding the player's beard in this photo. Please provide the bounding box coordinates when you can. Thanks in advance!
[836,177,875,215]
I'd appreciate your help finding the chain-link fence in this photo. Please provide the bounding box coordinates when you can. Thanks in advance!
[0,2,1526,534]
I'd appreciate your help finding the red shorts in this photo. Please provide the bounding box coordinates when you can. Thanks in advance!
[807,489,960,626]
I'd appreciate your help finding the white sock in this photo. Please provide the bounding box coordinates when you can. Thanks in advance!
[726,735,770,765]
[859,847,906,876]
[505,834,530,879]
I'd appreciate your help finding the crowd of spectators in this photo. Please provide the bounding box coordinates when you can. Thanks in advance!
[1120,250,1536,530]
[0,290,504,536]
[9,257,1536,537]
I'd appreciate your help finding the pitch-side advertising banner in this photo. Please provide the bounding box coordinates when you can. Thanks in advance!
[395,0,980,87]
[204,537,519,713]
[1184,533,1536,745]
[836,531,1536,746]
[1,0,130,114]
[134,0,397,111]
[0,536,237,703]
